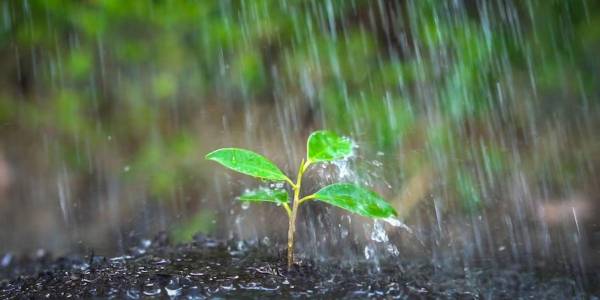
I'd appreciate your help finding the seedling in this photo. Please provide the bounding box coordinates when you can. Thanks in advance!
[206,130,397,269]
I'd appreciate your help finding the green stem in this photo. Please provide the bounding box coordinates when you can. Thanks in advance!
[284,177,297,189]
[287,158,306,269]
[302,160,311,173]
[298,194,316,205]
[283,203,292,217]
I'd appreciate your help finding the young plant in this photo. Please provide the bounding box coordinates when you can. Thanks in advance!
[205,130,397,269]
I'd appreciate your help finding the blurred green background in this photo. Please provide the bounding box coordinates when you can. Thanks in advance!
[0,0,599,264]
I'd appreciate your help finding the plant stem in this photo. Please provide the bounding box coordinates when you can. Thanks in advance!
[284,177,297,189]
[287,159,306,269]
[283,203,292,217]
[298,194,316,205]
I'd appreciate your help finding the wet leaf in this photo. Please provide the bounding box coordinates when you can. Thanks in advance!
[306,131,353,163]
[205,148,289,182]
[238,187,288,204]
[314,183,397,218]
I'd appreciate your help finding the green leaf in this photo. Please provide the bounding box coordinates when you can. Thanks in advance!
[205,148,289,182]
[314,183,397,218]
[306,130,353,163]
[238,187,288,204]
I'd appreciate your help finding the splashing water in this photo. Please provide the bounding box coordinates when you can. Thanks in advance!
[371,221,389,243]
[240,202,250,210]
[0,2,598,292]
[364,245,375,260]
[383,218,413,234]
[386,244,400,256]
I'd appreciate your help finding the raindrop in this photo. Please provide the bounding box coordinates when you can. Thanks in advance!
[332,158,356,181]
[143,283,161,296]
[269,182,284,189]
[126,289,140,299]
[383,217,413,233]
[386,244,400,256]
[1,253,12,267]
[370,221,389,243]
[339,224,348,238]
[364,245,375,260]
[241,201,250,210]
[165,279,183,297]
[262,236,271,246]
[141,239,152,248]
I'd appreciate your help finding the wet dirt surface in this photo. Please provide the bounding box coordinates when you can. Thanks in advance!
[1,235,599,299]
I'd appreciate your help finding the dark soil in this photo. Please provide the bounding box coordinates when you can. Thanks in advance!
[1,235,598,299]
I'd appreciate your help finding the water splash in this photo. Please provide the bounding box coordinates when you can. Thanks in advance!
[331,157,357,182]
[240,202,250,210]
[370,221,389,243]
[0,1,597,284]
[383,217,413,234]
[364,245,375,260]
[386,244,400,256]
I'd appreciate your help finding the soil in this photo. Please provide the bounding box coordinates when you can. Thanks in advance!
[1,234,598,299]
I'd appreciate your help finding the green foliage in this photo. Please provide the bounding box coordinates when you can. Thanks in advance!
[306,130,353,163]
[206,130,397,267]
[171,211,216,243]
[205,148,290,182]
[206,131,395,219]
[238,188,288,204]
[314,183,397,219]
[456,173,481,212]
[131,133,200,198]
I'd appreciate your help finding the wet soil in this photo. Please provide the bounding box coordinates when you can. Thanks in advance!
[1,235,599,299]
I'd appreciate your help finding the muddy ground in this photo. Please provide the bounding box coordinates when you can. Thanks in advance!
[1,234,598,299]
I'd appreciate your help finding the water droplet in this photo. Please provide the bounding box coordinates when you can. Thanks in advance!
[126,288,140,299]
[386,244,400,256]
[1,253,12,267]
[364,245,375,260]
[236,240,247,251]
[143,284,161,296]
[370,221,388,243]
[141,239,152,248]
[332,158,357,181]
[241,202,250,210]
[165,279,183,297]
[262,236,271,246]
[269,182,284,189]
[339,224,349,238]
[383,217,413,233]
